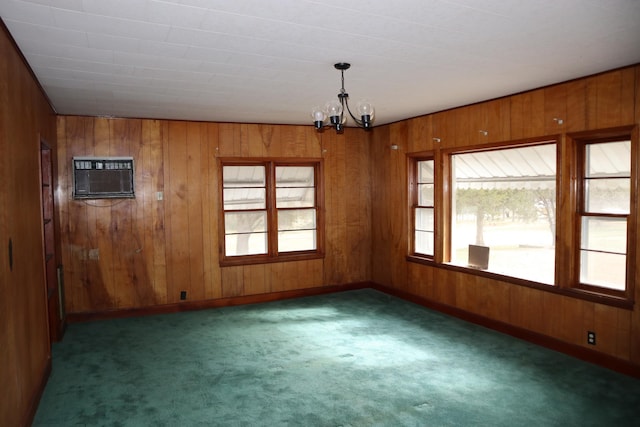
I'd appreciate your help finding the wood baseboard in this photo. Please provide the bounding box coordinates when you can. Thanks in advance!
[371,283,640,379]
[66,282,373,323]
[65,281,639,379]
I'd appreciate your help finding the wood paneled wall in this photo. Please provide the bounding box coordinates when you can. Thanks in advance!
[0,23,58,427]
[57,119,371,313]
[371,65,640,367]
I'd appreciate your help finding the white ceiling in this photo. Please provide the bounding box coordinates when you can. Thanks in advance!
[1,0,639,127]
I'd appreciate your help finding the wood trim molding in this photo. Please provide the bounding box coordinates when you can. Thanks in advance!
[66,282,373,323]
[66,280,639,379]
[371,282,640,379]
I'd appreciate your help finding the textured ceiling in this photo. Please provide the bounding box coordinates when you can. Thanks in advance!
[1,0,640,127]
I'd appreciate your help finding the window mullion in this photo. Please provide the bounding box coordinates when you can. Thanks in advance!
[266,162,278,257]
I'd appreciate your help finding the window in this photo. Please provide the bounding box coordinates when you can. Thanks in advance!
[578,139,630,293]
[449,143,557,284]
[411,157,435,257]
[221,160,322,265]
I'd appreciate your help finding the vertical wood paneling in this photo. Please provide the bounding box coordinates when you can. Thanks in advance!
[544,84,567,135]
[91,118,114,310]
[322,130,348,285]
[589,68,636,129]
[186,122,205,300]
[109,119,137,308]
[509,286,545,333]
[142,120,168,304]
[1,24,57,427]
[510,89,544,139]
[166,121,190,303]
[221,266,244,297]
[217,123,242,157]
[58,117,368,314]
[202,122,220,300]
[371,65,640,368]
[344,130,371,283]
[431,110,457,148]
[565,79,587,132]
[406,115,431,153]
[243,264,267,295]
[388,124,409,288]
[485,98,511,143]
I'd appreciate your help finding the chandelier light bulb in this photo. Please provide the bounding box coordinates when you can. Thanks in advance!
[311,107,326,130]
[357,99,374,129]
[356,100,374,119]
[325,100,343,119]
[312,107,326,121]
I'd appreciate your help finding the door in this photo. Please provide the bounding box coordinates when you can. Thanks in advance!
[40,140,64,342]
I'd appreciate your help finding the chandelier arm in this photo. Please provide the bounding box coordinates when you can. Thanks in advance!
[343,98,364,127]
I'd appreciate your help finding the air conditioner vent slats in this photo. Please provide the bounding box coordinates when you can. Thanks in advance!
[72,157,135,199]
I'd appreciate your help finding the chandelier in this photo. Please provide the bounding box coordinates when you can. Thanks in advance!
[311,63,374,132]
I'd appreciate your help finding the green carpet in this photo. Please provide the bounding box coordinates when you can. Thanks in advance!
[34,289,640,426]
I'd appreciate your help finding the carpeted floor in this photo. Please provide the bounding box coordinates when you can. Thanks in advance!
[34,289,640,426]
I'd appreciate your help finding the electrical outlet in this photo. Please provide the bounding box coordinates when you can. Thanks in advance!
[180,291,187,300]
[587,331,596,345]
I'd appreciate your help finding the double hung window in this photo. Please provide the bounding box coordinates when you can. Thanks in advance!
[221,160,322,265]
[411,158,435,257]
[578,139,631,294]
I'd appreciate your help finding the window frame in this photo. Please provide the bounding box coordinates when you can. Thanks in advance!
[219,158,324,266]
[572,130,636,301]
[445,140,558,284]
[408,153,436,261]
[406,129,637,309]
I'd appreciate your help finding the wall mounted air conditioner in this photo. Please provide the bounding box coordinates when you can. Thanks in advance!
[72,157,135,199]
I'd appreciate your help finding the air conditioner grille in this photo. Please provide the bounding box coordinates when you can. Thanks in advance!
[73,157,135,199]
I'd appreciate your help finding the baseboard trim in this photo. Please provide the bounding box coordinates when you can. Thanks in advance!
[24,355,51,427]
[371,283,640,379]
[65,281,639,379]
[66,282,372,323]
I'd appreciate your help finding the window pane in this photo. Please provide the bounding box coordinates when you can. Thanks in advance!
[451,144,556,284]
[223,165,265,187]
[276,166,314,187]
[224,211,267,233]
[418,161,434,182]
[584,178,630,214]
[415,230,434,256]
[415,207,433,232]
[225,233,267,256]
[278,230,317,252]
[580,250,626,290]
[586,141,630,177]
[276,188,315,208]
[418,183,434,206]
[581,217,627,253]
[223,188,266,210]
[278,209,316,231]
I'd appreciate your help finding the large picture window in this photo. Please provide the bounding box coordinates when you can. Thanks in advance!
[221,160,322,265]
[578,139,630,293]
[450,143,557,284]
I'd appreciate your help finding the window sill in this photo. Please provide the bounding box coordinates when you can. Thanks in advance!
[406,255,634,310]
[220,251,324,267]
